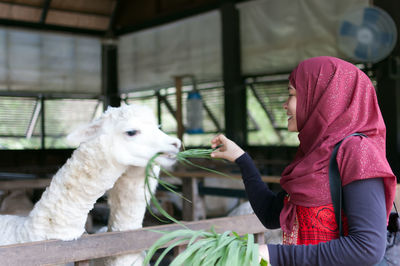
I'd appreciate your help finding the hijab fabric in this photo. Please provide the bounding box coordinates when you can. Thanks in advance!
[279,56,397,233]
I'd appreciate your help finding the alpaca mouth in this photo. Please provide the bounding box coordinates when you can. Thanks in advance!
[160,153,177,159]
[156,152,178,168]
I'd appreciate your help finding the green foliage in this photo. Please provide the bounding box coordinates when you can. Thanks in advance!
[144,149,269,265]
[143,228,266,266]
[145,148,230,225]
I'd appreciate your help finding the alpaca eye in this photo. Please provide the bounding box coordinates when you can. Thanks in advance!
[126,130,139,136]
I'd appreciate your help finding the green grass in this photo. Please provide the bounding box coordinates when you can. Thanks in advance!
[144,148,268,265]
[145,148,228,225]
[143,227,266,266]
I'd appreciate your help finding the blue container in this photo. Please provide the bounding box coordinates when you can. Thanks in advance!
[186,91,204,134]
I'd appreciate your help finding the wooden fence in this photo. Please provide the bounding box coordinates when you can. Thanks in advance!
[0,214,267,266]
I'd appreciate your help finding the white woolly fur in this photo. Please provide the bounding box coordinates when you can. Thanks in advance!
[0,104,180,247]
[102,165,159,266]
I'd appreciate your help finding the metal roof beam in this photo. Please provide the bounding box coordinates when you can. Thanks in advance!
[106,0,120,37]
[40,0,52,24]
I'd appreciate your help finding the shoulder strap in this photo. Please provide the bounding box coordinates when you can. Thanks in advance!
[329,133,367,236]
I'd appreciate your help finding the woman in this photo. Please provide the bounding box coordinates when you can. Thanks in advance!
[211,56,397,265]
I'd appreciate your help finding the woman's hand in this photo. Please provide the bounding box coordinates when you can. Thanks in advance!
[210,134,244,162]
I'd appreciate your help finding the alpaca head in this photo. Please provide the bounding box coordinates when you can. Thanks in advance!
[67,104,181,168]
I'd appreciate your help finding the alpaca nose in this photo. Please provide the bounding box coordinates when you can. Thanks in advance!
[172,139,181,149]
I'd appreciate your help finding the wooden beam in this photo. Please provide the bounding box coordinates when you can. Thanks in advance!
[0,18,105,36]
[0,179,51,190]
[101,42,120,109]
[220,2,247,146]
[166,171,281,183]
[175,76,184,141]
[0,214,266,265]
[40,95,45,150]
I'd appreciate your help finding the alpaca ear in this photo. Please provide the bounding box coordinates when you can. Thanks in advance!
[66,118,104,146]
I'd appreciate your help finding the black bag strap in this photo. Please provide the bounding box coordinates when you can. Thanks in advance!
[329,133,367,236]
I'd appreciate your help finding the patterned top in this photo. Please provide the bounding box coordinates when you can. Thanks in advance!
[282,196,348,245]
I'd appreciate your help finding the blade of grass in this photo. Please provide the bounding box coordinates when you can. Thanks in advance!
[143,229,203,265]
[244,233,254,265]
[225,238,241,266]
[154,238,188,266]
[170,238,215,266]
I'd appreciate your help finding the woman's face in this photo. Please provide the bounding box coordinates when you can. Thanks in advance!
[283,84,298,132]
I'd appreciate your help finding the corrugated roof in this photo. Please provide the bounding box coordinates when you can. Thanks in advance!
[0,0,234,36]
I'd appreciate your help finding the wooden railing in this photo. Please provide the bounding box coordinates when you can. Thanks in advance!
[0,214,267,266]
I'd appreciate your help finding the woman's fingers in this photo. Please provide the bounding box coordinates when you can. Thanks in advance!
[211,134,225,148]
[210,134,244,162]
[210,149,222,158]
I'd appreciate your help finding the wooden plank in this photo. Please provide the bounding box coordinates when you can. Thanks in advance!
[0,178,51,190]
[75,260,90,266]
[255,232,265,245]
[182,178,197,221]
[0,214,266,265]
[166,171,281,184]
[173,244,186,257]
[0,171,280,192]
[175,76,184,141]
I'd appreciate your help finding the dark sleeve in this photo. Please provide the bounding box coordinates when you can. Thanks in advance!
[268,178,387,266]
[235,152,286,229]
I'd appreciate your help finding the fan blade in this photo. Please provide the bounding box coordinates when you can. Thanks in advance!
[340,21,359,36]
[354,43,369,60]
[376,32,394,45]
[362,7,380,26]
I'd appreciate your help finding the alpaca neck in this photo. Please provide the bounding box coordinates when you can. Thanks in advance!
[27,137,126,241]
[107,166,158,231]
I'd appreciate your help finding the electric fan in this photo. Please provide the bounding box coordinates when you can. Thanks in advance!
[338,6,397,63]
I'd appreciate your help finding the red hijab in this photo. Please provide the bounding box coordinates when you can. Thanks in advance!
[280,56,397,233]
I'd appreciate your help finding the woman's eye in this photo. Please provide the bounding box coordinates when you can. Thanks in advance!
[126,130,139,136]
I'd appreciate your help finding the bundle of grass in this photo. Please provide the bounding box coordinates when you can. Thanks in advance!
[144,148,269,265]
[143,227,268,266]
[145,147,228,224]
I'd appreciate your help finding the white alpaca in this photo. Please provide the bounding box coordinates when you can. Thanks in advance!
[101,166,159,266]
[0,104,180,246]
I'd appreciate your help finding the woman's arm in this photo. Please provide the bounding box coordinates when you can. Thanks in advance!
[210,134,285,229]
[268,178,387,266]
[235,152,285,229]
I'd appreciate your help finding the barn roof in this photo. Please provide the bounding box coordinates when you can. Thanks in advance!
[0,0,241,36]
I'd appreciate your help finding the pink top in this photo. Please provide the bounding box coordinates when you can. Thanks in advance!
[279,56,397,233]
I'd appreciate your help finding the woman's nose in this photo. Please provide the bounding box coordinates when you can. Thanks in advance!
[283,101,288,109]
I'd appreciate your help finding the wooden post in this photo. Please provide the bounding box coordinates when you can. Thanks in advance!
[101,41,120,109]
[75,260,90,266]
[255,232,265,245]
[220,2,247,146]
[173,244,187,257]
[174,76,184,141]
[182,178,197,221]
